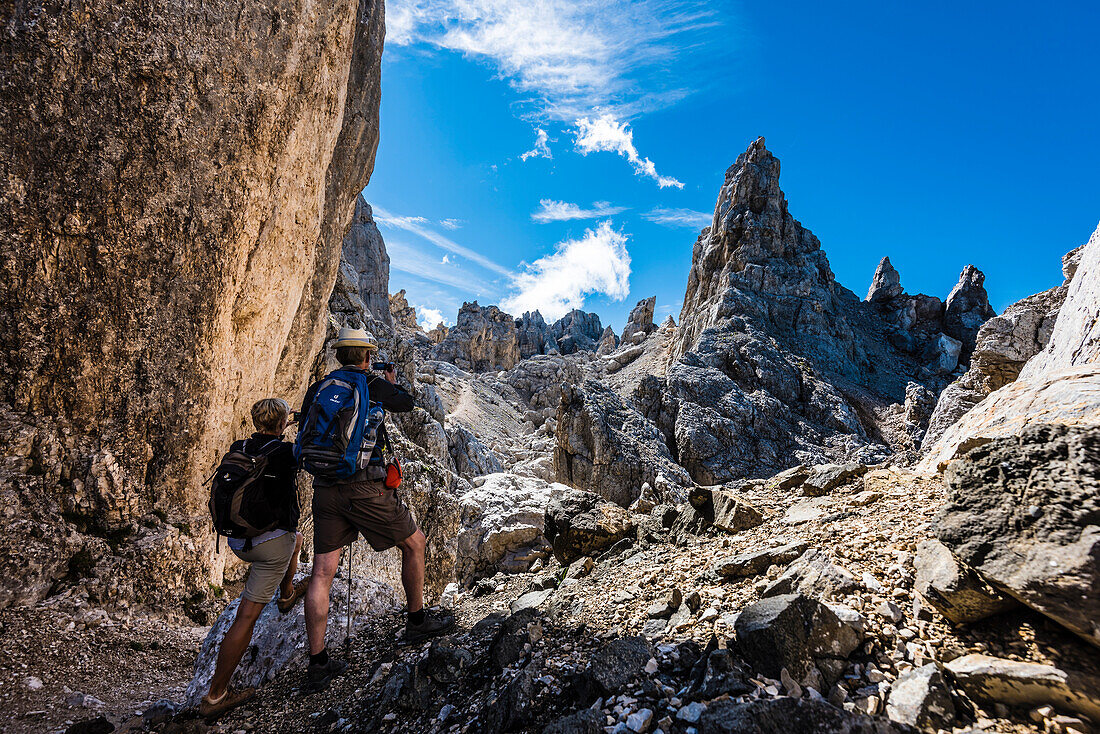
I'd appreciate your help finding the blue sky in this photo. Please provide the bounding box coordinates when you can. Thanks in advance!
[366,1,1100,332]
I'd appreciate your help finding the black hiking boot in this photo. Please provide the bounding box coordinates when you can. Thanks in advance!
[404,607,455,644]
[306,655,348,692]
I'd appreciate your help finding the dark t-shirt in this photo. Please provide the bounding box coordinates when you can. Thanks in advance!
[299,366,414,484]
[229,432,300,531]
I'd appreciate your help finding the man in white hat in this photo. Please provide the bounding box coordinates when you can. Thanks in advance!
[298,327,453,689]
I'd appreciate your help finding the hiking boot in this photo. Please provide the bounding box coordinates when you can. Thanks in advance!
[306,655,347,691]
[277,577,310,614]
[404,608,455,643]
[198,686,255,720]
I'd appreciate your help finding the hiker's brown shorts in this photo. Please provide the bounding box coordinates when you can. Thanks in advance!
[312,479,419,554]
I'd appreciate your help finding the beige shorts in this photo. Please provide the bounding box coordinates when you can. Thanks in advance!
[232,532,296,604]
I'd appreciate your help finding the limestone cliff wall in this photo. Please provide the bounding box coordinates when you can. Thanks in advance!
[0,0,385,609]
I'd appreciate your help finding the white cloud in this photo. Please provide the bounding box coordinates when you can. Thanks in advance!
[502,221,631,320]
[386,0,721,121]
[532,199,627,223]
[520,128,552,161]
[386,240,484,292]
[643,207,712,227]
[417,306,447,330]
[574,114,683,188]
[439,218,463,230]
[373,205,514,279]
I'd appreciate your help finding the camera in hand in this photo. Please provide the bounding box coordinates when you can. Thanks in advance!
[373,361,396,372]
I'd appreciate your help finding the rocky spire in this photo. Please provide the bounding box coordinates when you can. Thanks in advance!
[673,136,847,366]
[866,256,904,303]
[944,265,995,357]
[621,296,656,343]
[389,290,419,330]
[595,326,619,355]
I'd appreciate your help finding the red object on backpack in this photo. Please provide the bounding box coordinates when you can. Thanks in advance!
[384,459,402,489]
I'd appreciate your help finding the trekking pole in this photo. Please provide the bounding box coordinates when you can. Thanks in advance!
[345,541,353,659]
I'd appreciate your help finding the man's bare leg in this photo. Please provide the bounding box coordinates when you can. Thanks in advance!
[305,548,341,655]
[396,529,426,613]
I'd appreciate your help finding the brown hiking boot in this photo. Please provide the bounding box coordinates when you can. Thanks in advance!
[198,686,255,719]
[277,577,310,614]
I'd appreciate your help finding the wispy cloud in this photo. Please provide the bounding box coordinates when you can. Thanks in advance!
[520,128,552,162]
[532,199,627,223]
[417,306,447,330]
[439,218,464,230]
[374,205,514,278]
[574,114,683,188]
[643,207,712,228]
[386,0,721,122]
[502,221,631,320]
[386,240,488,292]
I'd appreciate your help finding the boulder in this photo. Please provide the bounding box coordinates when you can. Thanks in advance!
[912,539,1016,625]
[734,593,863,688]
[447,425,504,479]
[583,636,654,696]
[937,425,1100,646]
[544,489,636,564]
[802,462,869,496]
[945,654,1100,723]
[543,709,605,734]
[762,548,861,600]
[715,541,809,579]
[554,380,690,507]
[183,570,399,707]
[456,473,567,584]
[885,664,956,730]
[699,689,917,733]
[769,465,810,490]
[922,333,962,375]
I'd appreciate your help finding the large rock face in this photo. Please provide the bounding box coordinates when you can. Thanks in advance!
[550,309,604,354]
[652,137,970,483]
[0,0,385,608]
[338,195,393,328]
[922,223,1100,469]
[455,473,568,584]
[554,380,691,506]
[431,302,522,371]
[938,425,1100,647]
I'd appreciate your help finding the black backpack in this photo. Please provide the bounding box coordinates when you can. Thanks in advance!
[208,439,283,551]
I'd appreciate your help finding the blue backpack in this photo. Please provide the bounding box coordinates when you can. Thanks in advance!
[295,368,385,480]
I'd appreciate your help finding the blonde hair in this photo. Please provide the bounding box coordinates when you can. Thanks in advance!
[251,398,290,433]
